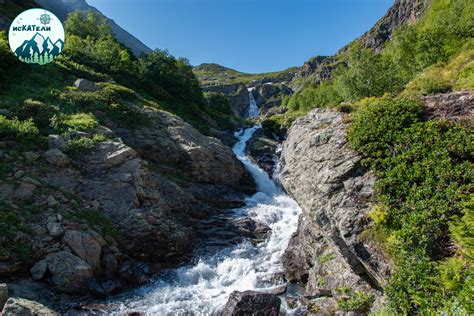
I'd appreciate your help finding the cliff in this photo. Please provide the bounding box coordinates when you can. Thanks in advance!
[279,109,390,313]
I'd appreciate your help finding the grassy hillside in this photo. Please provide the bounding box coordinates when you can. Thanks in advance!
[271,0,474,314]
[193,63,299,86]
[0,10,240,136]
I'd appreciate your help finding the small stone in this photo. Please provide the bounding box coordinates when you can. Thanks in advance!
[23,151,40,163]
[47,221,64,238]
[47,196,59,207]
[48,135,68,151]
[44,149,69,167]
[30,260,48,280]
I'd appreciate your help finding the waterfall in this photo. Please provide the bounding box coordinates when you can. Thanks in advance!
[247,88,260,118]
[107,121,300,315]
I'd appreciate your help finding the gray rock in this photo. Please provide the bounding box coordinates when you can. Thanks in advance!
[30,260,48,280]
[47,195,59,207]
[46,251,93,293]
[44,149,69,167]
[63,230,102,273]
[222,290,281,316]
[48,135,68,151]
[2,297,58,316]
[0,283,8,311]
[73,79,103,92]
[13,182,36,200]
[0,109,12,117]
[46,220,64,238]
[280,109,387,310]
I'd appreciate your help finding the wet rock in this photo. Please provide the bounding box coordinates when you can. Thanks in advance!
[74,79,103,92]
[118,261,150,285]
[30,260,48,280]
[232,217,271,242]
[103,254,118,274]
[46,251,93,293]
[222,290,281,316]
[44,149,69,167]
[0,283,8,310]
[63,230,102,272]
[2,297,58,316]
[246,128,279,175]
[86,278,123,298]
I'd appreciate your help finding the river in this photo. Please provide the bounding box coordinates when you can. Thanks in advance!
[110,100,301,315]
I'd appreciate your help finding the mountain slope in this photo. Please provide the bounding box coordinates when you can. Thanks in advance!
[36,0,152,56]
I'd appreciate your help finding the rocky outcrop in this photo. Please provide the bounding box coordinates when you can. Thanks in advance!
[251,83,292,113]
[203,83,250,118]
[2,297,58,316]
[295,56,340,86]
[422,90,474,120]
[359,0,429,52]
[246,128,279,175]
[0,98,255,303]
[222,290,281,316]
[280,109,389,312]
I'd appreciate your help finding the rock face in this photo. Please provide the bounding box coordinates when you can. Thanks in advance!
[251,83,292,113]
[359,0,429,52]
[222,290,281,316]
[280,109,389,311]
[295,56,339,85]
[423,90,474,120]
[203,83,250,118]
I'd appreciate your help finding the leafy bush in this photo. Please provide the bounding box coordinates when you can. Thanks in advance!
[14,99,59,132]
[337,290,375,313]
[0,115,39,141]
[51,113,99,132]
[349,96,473,313]
[347,97,423,167]
[67,134,107,155]
[284,80,342,113]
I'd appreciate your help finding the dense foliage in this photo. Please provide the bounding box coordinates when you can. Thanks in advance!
[348,97,473,313]
[283,0,473,114]
[282,0,474,313]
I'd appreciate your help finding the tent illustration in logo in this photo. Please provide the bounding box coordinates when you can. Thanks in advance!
[14,32,64,65]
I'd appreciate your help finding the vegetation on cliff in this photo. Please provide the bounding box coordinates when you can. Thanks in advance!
[279,0,473,313]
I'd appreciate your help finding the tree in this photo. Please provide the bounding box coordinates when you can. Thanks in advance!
[65,11,112,40]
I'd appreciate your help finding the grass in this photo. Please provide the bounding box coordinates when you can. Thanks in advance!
[193,63,299,86]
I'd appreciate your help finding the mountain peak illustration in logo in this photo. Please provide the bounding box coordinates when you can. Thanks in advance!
[8,9,65,65]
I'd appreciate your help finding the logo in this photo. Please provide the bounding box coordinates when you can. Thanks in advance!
[8,9,65,65]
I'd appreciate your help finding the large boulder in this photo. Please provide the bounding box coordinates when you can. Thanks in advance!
[280,109,388,310]
[63,230,102,273]
[1,297,58,316]
[73,79,103,92]
[222,290,281,316]
[46,251,93,293]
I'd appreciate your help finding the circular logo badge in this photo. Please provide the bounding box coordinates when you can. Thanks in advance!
[8,9,65,65]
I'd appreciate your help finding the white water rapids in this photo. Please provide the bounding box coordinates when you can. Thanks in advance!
[111,126,301,315]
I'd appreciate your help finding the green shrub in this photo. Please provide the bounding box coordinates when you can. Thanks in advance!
[337,290,375,313]
[51,112,99,133]
[14,99,59,132]
[67,134,106,155]
[347,97,423,168]
[0,115,39,141]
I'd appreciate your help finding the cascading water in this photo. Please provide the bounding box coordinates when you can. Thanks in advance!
[110,126,301,315]
[247,88,260,118]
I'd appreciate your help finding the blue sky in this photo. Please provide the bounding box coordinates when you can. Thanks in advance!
[88,0,394,73]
